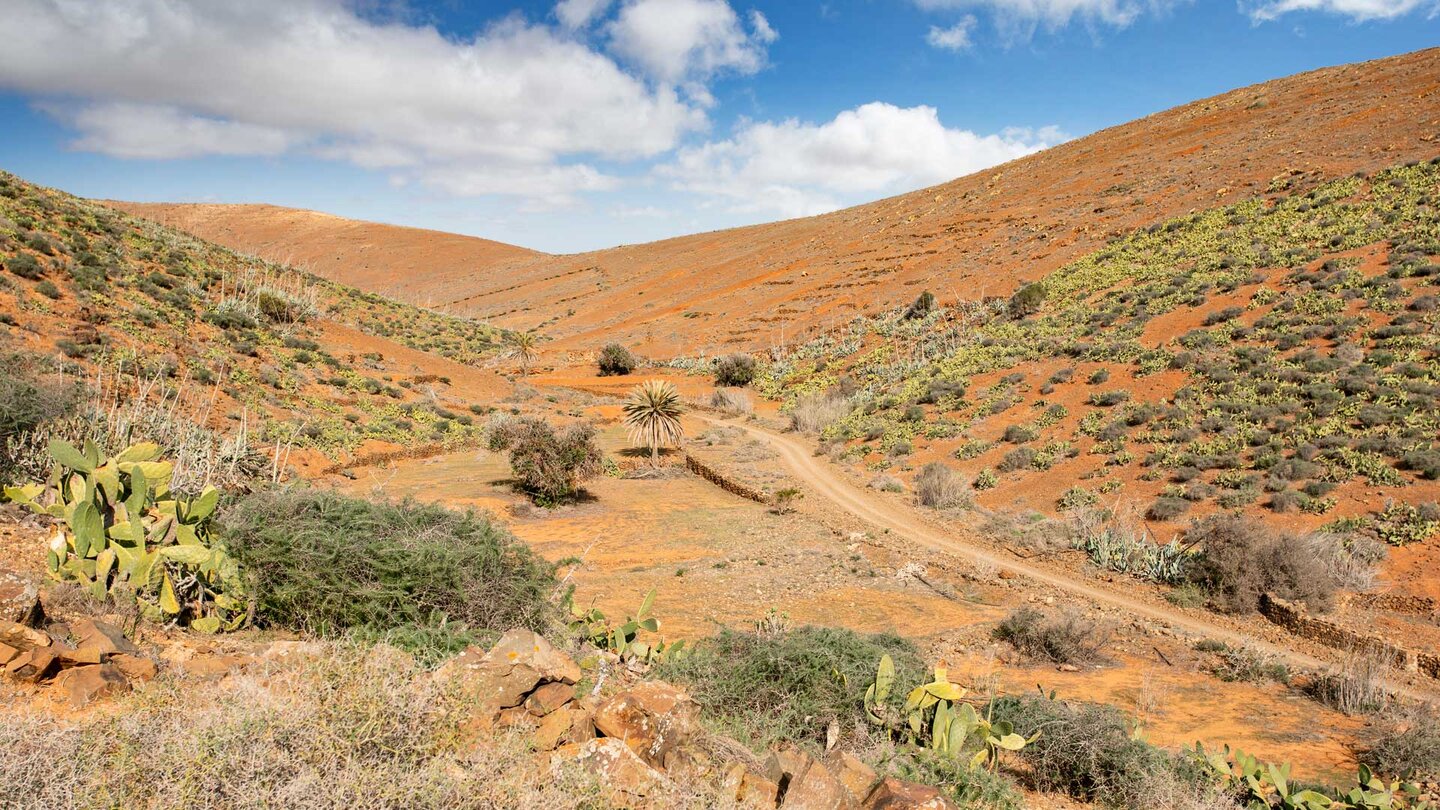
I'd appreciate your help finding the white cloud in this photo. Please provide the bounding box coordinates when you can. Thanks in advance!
[912,0,1182,42]
[0,0,735,204]
[556,0,614,28]
[1243,0,1439,21]
[606,0,774,85]
[926,16,978,48]
[660,102,1064,218]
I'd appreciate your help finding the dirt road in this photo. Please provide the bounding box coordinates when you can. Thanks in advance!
[697,413,1440,703]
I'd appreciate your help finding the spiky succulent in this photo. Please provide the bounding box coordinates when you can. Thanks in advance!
[623,380,685,464]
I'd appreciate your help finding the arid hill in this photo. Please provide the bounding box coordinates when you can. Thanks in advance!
[104,202,540,308]
[114,48,1440,358]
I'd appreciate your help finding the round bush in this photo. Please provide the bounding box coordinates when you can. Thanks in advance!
[596,343,638,376]
[714,354,757,387]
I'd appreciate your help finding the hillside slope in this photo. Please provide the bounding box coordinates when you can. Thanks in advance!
[111,48,1440,358]
[104,202,541,307]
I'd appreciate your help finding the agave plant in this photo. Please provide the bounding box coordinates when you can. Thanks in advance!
[623,380,685,464]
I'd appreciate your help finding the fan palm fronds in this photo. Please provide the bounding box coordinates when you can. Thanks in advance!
[623,380,685,464]
[506,331,539,375]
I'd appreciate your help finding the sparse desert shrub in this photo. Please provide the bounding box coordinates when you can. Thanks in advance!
[1303,652,1390,716]
[903,290,936,319]
[0,642,626,809]
[487,417,603,505]
[788,391,851,433]
[654,625,923,747]
[882,749,1023,810]
[998,446,1037,472]
[1088,390,1131,407]
[596,342,638,376]
[1058,486,1098,511]
[994,607,1108,665]
[987,695,1216,808]
[1303,531,1386,592]
[1364,705,1440,780]
[34,280,61,299]
[1009,282,1047,318]
[709,387,752,415]
[1184,515,1337,614]
[714,353,757,387]
[1003,423,1039,443]
[4,253,43,280]
[915,462,968,509]
[1088,368,1111,385]
[1146,497,1190,521]
[1208,644,1290,684]
[219,490,556,653]
[868,474,905,493]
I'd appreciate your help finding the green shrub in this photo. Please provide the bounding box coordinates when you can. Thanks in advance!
[4,253,43,280]
[654,625,923,747]
[881,749,1023,809]
[998,446,1036,472]
[219,489,556,646]
[1146,497,1189,521]
[487,417,603,505]
[974,468,998,490]
[35,280,61,299]
[714,354,757,387]
[988,695,1217,808]
[993,608,1108,664]
[1009,283,1047,318]
[596,343,638,376]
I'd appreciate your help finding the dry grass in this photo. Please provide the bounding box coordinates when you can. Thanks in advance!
[1303,650,1391,716]
[787,392,852,434]
[709,387,752,416]
[915,462,970,509]
[0,640,723,809]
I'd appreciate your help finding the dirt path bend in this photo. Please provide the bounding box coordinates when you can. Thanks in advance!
[695,413,1440,703]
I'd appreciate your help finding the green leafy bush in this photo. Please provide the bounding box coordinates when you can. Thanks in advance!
[655,625,923,747]
[1009,283,1046,318]
[596,343,638,376]
[714,354,757,387]
[487,417,603,505]
[219,489,555,643]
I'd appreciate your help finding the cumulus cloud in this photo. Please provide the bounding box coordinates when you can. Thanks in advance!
[1243,0,1439,20]
[556,0,614,28]
[0,0,771,206]
[606,0,775,85]
[660,102,1064,218]
[926,16,978,49]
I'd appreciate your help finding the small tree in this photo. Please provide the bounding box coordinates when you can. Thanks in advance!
[623,380,685,465]
[597,343,638,376]
[714,354,756,387]
[506,331,539,376]
[488,417,602,505]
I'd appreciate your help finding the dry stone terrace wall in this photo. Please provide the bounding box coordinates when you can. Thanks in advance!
[684,453,771,504]
[1259,593,1440,679]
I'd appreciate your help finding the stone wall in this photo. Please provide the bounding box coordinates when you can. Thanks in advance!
[684,454,771,504]
[1344,592,1439,617]
[1259,593,1424,674]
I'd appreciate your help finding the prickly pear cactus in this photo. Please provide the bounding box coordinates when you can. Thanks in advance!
[5,439,249,632]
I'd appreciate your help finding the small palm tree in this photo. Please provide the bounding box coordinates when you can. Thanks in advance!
[623,380,685,464]
[506,331,539,376]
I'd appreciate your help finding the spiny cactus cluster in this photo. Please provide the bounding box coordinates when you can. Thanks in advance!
[5,440,249,632]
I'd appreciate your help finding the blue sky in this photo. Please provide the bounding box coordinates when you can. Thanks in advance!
[0,1,1436,253]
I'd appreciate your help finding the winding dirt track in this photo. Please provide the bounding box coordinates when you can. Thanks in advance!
[697,414,1440,703]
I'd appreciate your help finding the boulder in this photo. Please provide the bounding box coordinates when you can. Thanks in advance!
[441,629,580,720]
[51,663,129,708]
[828,751,881,803]
[180,653,252,680]
[0,619,52,652]
[723,763,782,809]
[525,680,576,716]
[535,706,583,751]
[5,648,58,682]
[72,619,140,659]
[767,747,855,810]
[565,737,666,805]
[593,680,701,770]
[0,579,43,627]
[862,778,959,810]
[111,653,158,682]
[0,642,19,667]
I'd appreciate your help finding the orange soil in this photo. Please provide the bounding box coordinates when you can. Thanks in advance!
[110,48,1440,357]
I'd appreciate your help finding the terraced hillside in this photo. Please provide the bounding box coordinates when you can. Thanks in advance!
[116,48,1440,358]
[758,159,1440,551]
[0,171,513,479]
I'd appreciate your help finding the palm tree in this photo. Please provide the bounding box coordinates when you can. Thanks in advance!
[506,331,539,376]
[623,380,685,465]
